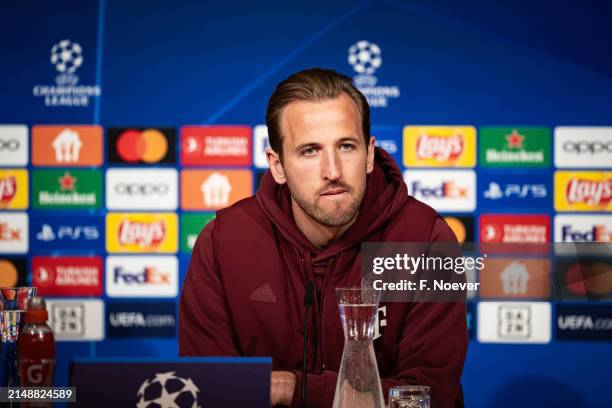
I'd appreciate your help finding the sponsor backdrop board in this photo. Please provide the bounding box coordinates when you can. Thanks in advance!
[1,1,611,407]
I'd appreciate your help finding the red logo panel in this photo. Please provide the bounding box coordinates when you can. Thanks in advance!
[180,126,251,166]
[479,214,550,254]
[32,256,103,296]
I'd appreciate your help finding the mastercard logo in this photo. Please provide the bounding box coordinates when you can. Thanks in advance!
[108,128,176,164]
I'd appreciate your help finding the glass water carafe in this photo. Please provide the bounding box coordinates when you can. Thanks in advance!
[332,288,385,408]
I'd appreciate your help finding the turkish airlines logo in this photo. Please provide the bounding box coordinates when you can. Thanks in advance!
[181,126,251,166]
[31,125,102,166]
[416,132,464,161]
[32,256,103,296]
[106,169,178,210]
[118,219,166,248]
[107,128,176,164]
[480,214,550,245]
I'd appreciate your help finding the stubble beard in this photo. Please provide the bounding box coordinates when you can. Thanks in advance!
[286,178,366,228]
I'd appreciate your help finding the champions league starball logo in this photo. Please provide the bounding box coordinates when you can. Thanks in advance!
[50,39,83,85]
[347,40,400,108]
[32,39,101,107]
[136,371,201,408]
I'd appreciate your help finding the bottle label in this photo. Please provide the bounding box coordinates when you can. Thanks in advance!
[18,359,56,387]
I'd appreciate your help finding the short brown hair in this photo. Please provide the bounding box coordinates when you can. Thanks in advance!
[266,68,370,159]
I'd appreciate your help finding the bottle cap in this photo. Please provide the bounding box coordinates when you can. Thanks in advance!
[24,296,49,323]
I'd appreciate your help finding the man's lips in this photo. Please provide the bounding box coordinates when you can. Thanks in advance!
[320,188,348,196]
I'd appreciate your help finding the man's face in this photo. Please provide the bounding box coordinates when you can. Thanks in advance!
[269,93,375,227]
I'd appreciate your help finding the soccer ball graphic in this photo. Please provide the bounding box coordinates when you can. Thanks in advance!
[50,39,83,74]
[348,40,382,75]
[136,371,201,408]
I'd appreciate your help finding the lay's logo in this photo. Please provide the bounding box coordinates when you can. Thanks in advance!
[118,219,166,248]
[403,126,476,167]
[555,172,612,211]
[106,213,177,253]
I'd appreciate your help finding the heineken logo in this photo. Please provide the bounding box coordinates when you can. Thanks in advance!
[33,170,102,209]
[505,129,524,149]
[416,133,464,162]
[566,178,612,207]
[118,219,166,248]
[480,127,550,167]
[58,171,76,191]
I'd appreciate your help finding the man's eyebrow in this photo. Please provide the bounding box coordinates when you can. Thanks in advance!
[294,142,322,152]
[337,136,361,144]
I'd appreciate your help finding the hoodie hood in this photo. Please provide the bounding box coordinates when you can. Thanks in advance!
[256,147,408,260]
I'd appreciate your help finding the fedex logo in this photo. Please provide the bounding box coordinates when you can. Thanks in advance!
[554,215,612,246]
[561,225,609,242]
[404,170,476,212]
[106,256,178,297]
[411,181,467,198]
[113,266,170,285]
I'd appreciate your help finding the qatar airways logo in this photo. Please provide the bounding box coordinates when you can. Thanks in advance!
[118,219,166,248]
[416,133,464,162]
[565,178,612,207]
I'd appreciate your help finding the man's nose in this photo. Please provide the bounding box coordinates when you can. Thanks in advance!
[321,150,342,181]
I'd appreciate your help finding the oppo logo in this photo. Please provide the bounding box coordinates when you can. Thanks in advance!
[0,139,20,151]
[114,183,169,196]
[563,140,612,155]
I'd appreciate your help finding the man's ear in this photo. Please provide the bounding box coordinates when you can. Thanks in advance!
[266,148,287,184]
[366,136,376,174]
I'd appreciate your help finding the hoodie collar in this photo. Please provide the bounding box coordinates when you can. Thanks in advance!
[256,147,408,261]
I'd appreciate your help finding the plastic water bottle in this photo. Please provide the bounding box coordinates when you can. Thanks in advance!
[18,296,56,408]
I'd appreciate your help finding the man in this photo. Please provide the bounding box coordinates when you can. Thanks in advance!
[179,68,467,407]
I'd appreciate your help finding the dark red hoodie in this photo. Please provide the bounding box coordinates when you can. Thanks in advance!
[179,148,467,407]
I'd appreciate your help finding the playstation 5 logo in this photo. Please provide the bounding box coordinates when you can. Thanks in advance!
[484,182,504,200]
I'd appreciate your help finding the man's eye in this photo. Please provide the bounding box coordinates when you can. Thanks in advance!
[339,144,354,151]
[302,147,317,156]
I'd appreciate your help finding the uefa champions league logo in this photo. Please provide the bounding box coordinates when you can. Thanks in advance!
[32,38,101,107]
[347,40,399,107]
[50,39,83,86]
[136,371,201,408]
[348,40,382,76]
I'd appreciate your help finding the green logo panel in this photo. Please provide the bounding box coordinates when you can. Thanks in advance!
[181,213,215,253]
[479,127,550,167]
[32,169,102,209]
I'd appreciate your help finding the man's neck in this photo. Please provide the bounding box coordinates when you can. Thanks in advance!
[291,198,358,249]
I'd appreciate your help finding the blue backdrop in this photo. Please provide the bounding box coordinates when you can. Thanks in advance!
[1,1,611,407]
